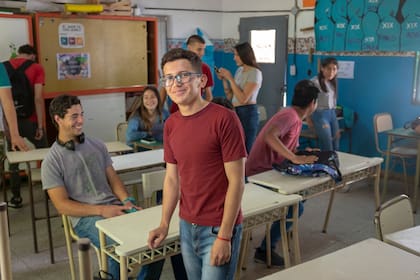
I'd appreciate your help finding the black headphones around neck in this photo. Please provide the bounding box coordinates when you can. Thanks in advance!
[57,133,85,151]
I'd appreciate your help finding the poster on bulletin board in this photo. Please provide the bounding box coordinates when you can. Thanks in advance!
[315,0,420,52]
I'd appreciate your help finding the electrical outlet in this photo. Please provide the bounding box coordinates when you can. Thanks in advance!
[290,64,296,76]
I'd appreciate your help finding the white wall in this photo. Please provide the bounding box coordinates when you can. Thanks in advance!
[141,0,315,40]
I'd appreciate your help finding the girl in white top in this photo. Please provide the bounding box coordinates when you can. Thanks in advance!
[216,42,263,153]
[309,57,340,151]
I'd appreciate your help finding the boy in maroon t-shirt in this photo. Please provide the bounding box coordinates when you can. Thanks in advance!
[148,48,246,280]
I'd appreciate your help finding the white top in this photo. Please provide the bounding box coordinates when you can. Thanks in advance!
[248,152,383,194]
[95,183,301,257]
[6,141,133,164]
[259,238,420,280]
[384,225,420,257]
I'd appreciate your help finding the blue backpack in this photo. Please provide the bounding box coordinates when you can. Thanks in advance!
[273,150,342,182]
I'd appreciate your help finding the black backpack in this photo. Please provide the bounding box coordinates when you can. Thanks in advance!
[3,60,35,118]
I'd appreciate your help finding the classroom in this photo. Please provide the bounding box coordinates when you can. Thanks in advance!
[1,0,420,279]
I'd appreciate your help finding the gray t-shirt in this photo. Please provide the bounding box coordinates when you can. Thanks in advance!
[311,77,336,110]
[232,66,262,105]
[41,136,119,225]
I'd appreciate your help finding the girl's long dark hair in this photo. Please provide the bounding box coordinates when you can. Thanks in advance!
[234,42,261,70]
[136,86,163,132]
[317,57,338,97]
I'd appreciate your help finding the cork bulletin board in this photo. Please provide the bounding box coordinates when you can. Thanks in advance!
[36,13,148,95]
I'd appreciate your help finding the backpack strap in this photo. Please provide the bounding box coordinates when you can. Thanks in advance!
[3,60,34,76]
[16,60,34,73]
[3,61,14,76]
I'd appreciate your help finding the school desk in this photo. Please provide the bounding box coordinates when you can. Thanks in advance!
[258,238,420,280]
[248,152,383,232]
[383,128,420,212]
[384,225,420,257]
[95,183,302,280]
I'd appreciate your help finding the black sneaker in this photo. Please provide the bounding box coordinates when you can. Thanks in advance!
[254,248,284,267]
[8,196,23,209]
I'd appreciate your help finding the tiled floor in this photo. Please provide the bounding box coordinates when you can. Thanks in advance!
[3,177,420,280]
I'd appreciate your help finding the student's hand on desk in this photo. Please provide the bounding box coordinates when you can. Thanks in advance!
[210,238,231,266]
[100,205,135,218]
[148,226,168,249]
[11,135,30,151]
[291,154,318,165]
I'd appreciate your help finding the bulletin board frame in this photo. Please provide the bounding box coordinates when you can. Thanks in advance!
[0,14,33,61]
[35,13,159,98]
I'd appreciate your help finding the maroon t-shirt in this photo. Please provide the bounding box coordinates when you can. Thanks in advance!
[164,102,247,226]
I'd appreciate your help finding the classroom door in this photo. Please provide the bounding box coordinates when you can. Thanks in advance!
[239,15,289,127]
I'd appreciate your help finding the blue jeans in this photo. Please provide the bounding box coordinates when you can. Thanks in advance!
[235,104,259,153]
[259,201,304,251]
[74,216,164,280]
[179,219,242,280]
[311,109,340,151]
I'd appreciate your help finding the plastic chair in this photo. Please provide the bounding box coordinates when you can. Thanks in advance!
[257,105,267,123]
[374,194,414,241]
[116,122,128,143]
[141,169,166,208]
[373,113,417,197]
[62,214,102,280]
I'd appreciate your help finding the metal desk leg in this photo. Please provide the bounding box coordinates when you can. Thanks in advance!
[322,188,336,233]
[280,209,291,268]
[0,202,12,280]
[99,230,108,278]
[120,255,128,280]
[382,136,392,201]
[265,223,272,267]
[373,164,382,210]
[413,141,420,213]
[291,202,301,264]
[44,191,55,263]
[26,162,39,253]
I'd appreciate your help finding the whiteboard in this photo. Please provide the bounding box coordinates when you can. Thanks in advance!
[0,15,32,61]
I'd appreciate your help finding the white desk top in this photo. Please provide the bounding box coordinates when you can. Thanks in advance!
[5,141,133,164]
[248,152,383,194]
[259,238,420,280]
[96,183,301,257]
[242,183,301,217]
[384,225,420,257]
[111,149,164,173]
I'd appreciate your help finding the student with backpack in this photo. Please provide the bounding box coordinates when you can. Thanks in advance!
[3,44,48,208]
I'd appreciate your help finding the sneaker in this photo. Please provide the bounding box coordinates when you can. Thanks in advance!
[8,196,23,209]
[254,248,284,267]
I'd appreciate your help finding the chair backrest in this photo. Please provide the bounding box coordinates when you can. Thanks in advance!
[116,122,128,143]
[257,105,268,123]
[373,113,394,155]
[374,194,414,241]
[141,169,166,208]
[62,215,101,280]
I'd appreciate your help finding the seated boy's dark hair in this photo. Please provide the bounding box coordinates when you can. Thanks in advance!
[292,80,319,108]
[211,97,234,110]
[49,94,81,129]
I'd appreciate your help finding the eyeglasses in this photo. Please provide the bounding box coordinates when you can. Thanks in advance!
[160,71,201,87]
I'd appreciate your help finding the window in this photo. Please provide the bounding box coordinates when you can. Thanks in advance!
[250,29,276,64]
